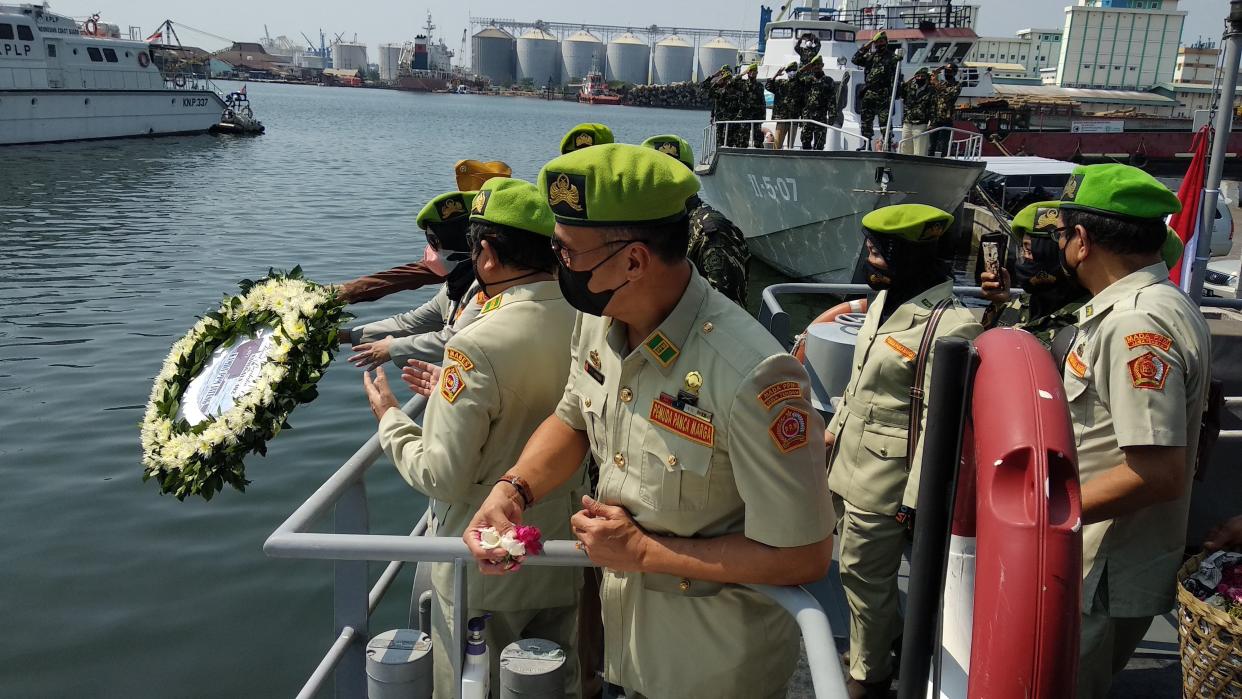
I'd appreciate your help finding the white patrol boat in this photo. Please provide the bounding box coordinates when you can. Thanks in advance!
[0,3,227,145]
[697,1,993,283]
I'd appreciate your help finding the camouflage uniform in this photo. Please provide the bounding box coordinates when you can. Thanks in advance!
[702,72,736,147]
[725,78,754,148]
[899,72,936,155]
[767,68,803,149]
[929,73,963,156]
[742,75,767,147]
[852,44,901,141]
[688,200,750,306]
[799,70,837,150]
[982,296,1086,349]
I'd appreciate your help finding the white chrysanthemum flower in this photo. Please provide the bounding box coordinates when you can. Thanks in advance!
[499,531,526,557]
[478,527,502,550]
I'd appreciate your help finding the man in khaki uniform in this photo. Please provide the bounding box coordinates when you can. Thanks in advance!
[462,144,836,699]
[362,177,586,698]
[1052,164,1210,698]
[824,204,983,699]
[345,191,485,370]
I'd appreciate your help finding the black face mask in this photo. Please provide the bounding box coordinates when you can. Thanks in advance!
[555,242,635,317]
[863,232,946,297]
[1057,229,1082,285]
[470,235,539,298]
[444,253,475,303]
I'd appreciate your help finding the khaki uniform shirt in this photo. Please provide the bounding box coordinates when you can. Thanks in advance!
[350,284,484,369]
[554,270,835,698]
[1063,263,1210,617]
[826,281,984,514]
[379,280,587,611]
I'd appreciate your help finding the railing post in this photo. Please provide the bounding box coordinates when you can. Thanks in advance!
[334,480,369,699]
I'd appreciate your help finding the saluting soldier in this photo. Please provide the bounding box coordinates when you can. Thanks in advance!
[741,62,767,148]
[344,191,485,370]
[852,31,901,151]
[641,134,752,306]
[362,177,586,699]
[701,65,737,148]
[798,55,837,151]
[928,63,962,156]
[560,122,614,154]
[898,68,935,156]
[464,143,835,699]
[767,61,803,149]
[824,204,983,699]
[1051,164,1210,699]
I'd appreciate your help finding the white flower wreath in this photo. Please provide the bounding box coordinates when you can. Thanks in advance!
[140,268,349,500]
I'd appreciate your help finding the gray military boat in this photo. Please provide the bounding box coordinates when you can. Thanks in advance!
[697,1,993,282]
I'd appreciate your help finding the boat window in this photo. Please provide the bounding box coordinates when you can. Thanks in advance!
[87,46,103,62]
[0,24,12,40]
[906,42,928,63]
[927,42,951,63]
[103,48,118,62]
[17,25,33,40]
[769,27,793,39]
[834,29,855,42]
[950,43,972,61]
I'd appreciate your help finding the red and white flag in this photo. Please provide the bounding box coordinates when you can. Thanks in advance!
[146,30,162,42]
[1169,125,1210,290]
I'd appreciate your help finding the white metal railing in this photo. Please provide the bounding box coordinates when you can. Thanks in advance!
[894,126,984,160]
[264,393,848,699]
[700,118,980,163]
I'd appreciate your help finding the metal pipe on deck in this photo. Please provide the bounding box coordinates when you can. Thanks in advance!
[1196,0,1242,300]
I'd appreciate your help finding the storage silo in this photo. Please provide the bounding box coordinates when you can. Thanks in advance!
[561,30,605,85]
[697,36,738,82]
[606,33,650,85]
[331,42,368,71]
[651,35,693,84]
[472,26,516,86]
[516,28,559,86]
[378,43,404,81]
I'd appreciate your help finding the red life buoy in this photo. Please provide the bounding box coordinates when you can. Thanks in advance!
[966,328,1082,697]
[791,298,869,362]
[138,51,150,68]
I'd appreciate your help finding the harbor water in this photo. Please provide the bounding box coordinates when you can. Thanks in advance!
[0,83,709,697]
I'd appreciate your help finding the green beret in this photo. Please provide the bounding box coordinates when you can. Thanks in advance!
[538,143,701,227]
[874,31,888,42]
[640,134,695,170]
[468,177,555,238]
[786,61,798,72]
[746,62,759,73]
[862,204,954,242]
[808,55,824,67]
[1161,226,1184,270]
[559,123,615,154]
[417,191,477,230]
[1060,164,1181,220]
[1011,200,1061,237]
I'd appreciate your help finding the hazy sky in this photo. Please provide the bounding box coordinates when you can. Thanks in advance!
[57,1,1230,52]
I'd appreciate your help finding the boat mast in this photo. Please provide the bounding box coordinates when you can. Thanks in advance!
[1192,0,1242,300]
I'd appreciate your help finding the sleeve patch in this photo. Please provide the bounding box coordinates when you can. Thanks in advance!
[1124,332,1173,352]
[446,348,475,371]
[1067,351,1088,378]
[885,336,916,362]
[757,381,803,409]
[1127,351,1168,391]
[768,406,810,453]
[440,365,467,403]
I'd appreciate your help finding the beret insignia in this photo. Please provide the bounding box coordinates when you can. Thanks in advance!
[575,132,594,148]
[657,142,680,158]
[472,191,488,214]
[1128,351,1168,390]
[1062,174,1082,201]
[1035,207,1060,231]
[440,197,465,219]
[768,406,809,453]
[547,172,587,216]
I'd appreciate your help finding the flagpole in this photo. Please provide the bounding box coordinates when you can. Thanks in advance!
[1194,0,1242,301]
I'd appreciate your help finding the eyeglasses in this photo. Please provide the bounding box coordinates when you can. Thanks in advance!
[550,237,640,267]
[1051,226,1074,243]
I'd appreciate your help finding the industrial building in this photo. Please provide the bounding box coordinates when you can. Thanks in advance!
[330,42,368,72]
[377,43,403,81]
[469,18,757,87]
[1054,0,1186,89]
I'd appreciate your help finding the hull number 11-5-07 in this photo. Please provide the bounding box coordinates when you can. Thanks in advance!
[746,174,799,203]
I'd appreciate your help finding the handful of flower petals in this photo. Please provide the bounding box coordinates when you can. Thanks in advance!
[476,525,543,571]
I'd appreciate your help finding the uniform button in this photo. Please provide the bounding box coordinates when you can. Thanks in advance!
[678,578,691,592]
[880,447,888,456]
[620,387,633,403]
[702,322,714,334]
[613,452,626,469]
[855,363,862,370]
[584,398,592,408]
[666,454,678,471]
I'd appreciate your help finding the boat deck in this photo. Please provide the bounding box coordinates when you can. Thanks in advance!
[785,542,1181,698]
